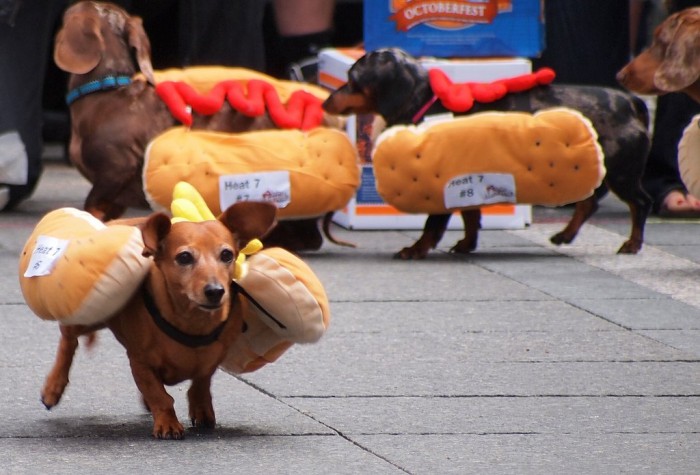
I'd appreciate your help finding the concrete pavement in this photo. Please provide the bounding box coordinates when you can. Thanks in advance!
[1,160,699,474]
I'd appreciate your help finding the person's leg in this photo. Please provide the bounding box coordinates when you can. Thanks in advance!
[532,0,629,88]
[643,92,700,215]
[178,0,266,70]
[270,0,335,81]
[0,0,67,210]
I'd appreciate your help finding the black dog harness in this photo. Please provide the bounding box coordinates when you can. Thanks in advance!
[142,281,287,349]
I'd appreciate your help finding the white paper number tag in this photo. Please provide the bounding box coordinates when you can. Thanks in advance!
[444,173,516,209]
[24,235,70,278]
[219,171,291,209]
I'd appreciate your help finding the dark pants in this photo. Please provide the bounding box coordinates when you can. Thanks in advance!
[114,0,267,70]
[0,0,68,208]
[643,93,700,210]
[532,0,630,89]
[642,0,700,210]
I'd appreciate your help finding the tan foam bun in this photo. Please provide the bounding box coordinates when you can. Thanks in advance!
[372,108,606,214]
[678,114,700,198]
[220,247,330,374]
[18,208,151,326]
[143,126,360,218]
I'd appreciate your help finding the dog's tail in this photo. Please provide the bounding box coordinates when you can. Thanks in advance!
[322,212,356,248]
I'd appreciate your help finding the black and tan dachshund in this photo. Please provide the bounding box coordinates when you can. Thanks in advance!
[323,48,652,259]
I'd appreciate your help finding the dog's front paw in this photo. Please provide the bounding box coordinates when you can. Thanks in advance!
[450,237,477,254]
[189,406,216,429]
[40,379,68,410]
[152,416,185,440]
[394,246,429,260]
[549,231,574,246]
[617,239,642,254]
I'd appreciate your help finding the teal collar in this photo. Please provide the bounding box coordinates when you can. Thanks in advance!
[65,75,132,105]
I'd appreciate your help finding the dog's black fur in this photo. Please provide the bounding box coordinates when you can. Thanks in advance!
[323,48,652,259]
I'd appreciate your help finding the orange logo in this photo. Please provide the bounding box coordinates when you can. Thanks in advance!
[389,0,512,31]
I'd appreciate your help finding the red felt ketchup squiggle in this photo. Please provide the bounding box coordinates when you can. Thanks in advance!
[427,67,556,114]
[155,79,325,130]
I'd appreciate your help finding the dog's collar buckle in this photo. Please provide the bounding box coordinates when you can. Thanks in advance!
[65,75,132,105]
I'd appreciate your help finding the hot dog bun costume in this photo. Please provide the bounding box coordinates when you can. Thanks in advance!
[141,66,360,220]
[678,114,700,199]
[18,208,151,326]
[372,108,606,213]
[19,182,330,374]
[143,127,360,218]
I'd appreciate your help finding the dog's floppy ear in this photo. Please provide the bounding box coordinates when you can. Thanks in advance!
[219,202,278,247]
[140,213,172,258]
[654,13,700,91]
[54,9,104,74]
[125,15,156,85]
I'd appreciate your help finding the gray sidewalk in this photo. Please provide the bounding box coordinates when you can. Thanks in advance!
[1,161,699,474]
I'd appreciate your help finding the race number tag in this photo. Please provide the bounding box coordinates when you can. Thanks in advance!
[24,235,70,277]
[219,171,291,209]
[444,173,516,208]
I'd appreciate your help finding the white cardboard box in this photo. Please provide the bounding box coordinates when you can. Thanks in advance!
[319,48,533,230]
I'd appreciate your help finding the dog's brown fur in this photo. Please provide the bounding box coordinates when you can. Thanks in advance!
[55,1,344,253]
[55,1,279,221]
[617,7,700,102]
[40,201,277,439]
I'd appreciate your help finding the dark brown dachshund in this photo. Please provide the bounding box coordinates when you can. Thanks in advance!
[41,201,277,439]
[617,7,700,103]
[54,1,341,251]
[323,48,652,259]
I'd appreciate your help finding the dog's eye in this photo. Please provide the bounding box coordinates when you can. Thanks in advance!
[220,249,234,264]
[175,251,194,266]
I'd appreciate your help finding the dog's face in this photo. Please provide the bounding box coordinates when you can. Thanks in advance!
[322,48,429,124]
[617,7,700,94]
[54,1,155,84]
[141,201,277,318]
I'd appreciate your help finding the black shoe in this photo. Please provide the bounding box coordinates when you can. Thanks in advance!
[287,56,319,84]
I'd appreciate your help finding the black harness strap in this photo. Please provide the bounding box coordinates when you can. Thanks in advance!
[143,281,287,348]
[142,286,230,348]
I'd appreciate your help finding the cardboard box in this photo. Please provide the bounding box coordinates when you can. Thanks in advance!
[364,0,544,59]
[318,47,533,231]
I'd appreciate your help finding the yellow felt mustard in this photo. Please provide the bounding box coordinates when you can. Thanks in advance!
[165,182,331,374]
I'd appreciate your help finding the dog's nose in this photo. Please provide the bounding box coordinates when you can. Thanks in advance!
[204,283,225,304]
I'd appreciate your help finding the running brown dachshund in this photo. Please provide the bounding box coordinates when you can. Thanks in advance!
[323,48,652,259]
[41,201,277,439]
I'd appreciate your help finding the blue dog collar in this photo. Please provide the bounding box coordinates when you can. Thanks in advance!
[65,75,132,105]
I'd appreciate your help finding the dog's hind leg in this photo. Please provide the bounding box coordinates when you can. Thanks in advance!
[550,196,599,247]
[450,209,481,254]
[41,325,83,409]
[395,213,451,259]
[608,183,652,254]
[187,376,216,429]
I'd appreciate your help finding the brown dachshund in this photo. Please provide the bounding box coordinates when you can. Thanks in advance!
[54,1,342,252]
[617,7,700,103]
[41,201,277,439]
[323,48,652,259]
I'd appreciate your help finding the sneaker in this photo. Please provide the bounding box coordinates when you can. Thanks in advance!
[0,185,9,211]
[287,56,319,84]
